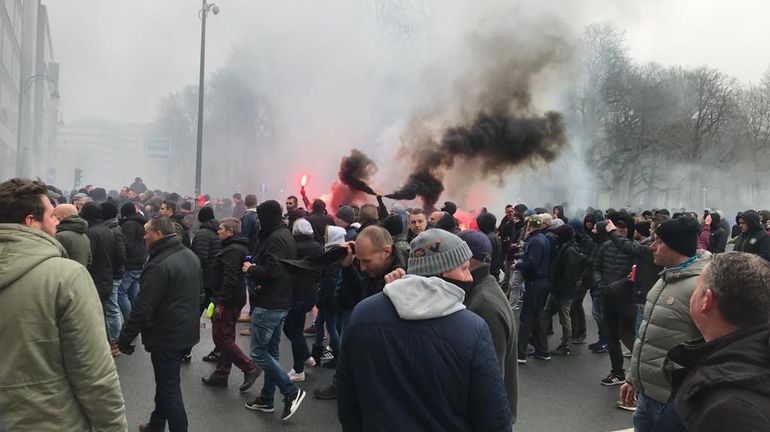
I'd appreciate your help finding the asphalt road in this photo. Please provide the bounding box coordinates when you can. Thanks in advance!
[116,298,634,431]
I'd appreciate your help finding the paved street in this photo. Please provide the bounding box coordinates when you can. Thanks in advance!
[116,299,634,431]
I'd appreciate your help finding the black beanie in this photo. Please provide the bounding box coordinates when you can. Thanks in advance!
[383,214,404,236]
[101,202,118,220]
[635,221,651,238]
[120,202,136,217]
[441,201,457,216]
[198,206,215,222]
[655,216,700,258]
[257,200,283,227]
[80,202,103,226]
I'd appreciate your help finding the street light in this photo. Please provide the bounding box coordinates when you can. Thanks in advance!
[15,74,58,177]
[194,0,219,197]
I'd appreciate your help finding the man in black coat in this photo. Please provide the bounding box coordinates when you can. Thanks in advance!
[242,200,306,421]
[201,218,260,391]
[118,202,146,319]
[118,216,202,432]
[305,199,335,244]
[80,203,118,345]
[542,225,582,356]
[734,210,770,261]
[651,252,770,432]
[476,212,504,281]
[192,206,222,362]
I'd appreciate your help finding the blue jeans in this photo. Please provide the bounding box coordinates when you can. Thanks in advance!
[119,269,142,319]
[283,300,315,373]
[250,307,298,402]
[633,393,665,432]
[315,307,340,355]
[104,280,123,342]
[149,350,188,432]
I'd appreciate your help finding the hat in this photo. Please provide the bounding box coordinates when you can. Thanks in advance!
[441,201,457,215]
[292,218,313,236]
[100,202,118,220]
[180,201,192,211]
[458,230,492,263]
[336,206,356,224]
[382,214,404,236]
[120,202,136,217]
[257,200,284,227]
[73,192,87,200]
[553,224,574,245]
[408,229,473,276]
[198,206,215,222]
[655,216,700,258]
[526,214,544,229]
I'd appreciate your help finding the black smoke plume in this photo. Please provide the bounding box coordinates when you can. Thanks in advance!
[338,149,378,196]
[387,111,567,209]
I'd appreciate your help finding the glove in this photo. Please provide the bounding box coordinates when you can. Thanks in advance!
[118,340,135,355]
[214,304,225,320]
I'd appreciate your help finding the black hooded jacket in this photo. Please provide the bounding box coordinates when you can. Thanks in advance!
[655,324,770,432]
[119,213,147,270]
[477,213,503,278]
[734,210,770,261]
[191,220,221,293]
[593,219,634,298]
[210,235,249,310]
[81,203,115,298]
[549,239,582,299]
[247,200,297,310]
[293,234,324,302]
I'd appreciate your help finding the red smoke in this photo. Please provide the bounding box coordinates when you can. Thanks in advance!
[455,209,479,231]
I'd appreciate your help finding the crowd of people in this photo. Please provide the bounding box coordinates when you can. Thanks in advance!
[1,175,770,432]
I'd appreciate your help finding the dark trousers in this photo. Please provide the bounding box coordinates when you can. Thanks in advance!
[603,295,636,374]
[283,299,316,373]
[570,281,590,340]
[213,307,257,377]
[149,350,188,432]
[517,278,549,357]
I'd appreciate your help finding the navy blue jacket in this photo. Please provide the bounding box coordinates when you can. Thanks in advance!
[337,293,512,432]
[516,229,550,280]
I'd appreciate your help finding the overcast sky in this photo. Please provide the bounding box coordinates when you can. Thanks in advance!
[46,0,770,124]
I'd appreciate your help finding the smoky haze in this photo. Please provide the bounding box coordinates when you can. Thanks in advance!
[43,0,770,215]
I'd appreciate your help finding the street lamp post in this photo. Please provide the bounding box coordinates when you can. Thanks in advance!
[194,0,219,197]
[15,74,58,177]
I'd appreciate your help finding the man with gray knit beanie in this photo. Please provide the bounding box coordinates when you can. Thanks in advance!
[337,229,512,432]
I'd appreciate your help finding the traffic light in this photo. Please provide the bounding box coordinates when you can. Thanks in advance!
[74,168,82,188]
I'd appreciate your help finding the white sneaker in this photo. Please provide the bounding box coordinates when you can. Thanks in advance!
[287,369,305,382]
[304,357,317,368]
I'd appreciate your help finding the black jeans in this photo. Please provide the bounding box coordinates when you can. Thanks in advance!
[517,278,549,357]
[570,280,590,340]
[603,295,636,375]
[283,299,316,373]
[149,350,189,431]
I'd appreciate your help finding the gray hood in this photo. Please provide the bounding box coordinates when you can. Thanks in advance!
[383,274,466,320]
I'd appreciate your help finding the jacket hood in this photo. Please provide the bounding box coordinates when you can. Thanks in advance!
[0,224,67,291]
[56,215,89,235]
[119,213,147,226]
[383,274,466,320]
[221,234,249,248]
[737,210,763,232]
[200,219,219,232]
[104,217,119,229]
[476,212,497,234]
[171,212,189,229]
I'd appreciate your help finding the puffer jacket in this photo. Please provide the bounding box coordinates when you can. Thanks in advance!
[608,232,663,305]
[104,218,127,280]
[0,224,126,431]
[55,215,92,267]
[210,235,249,310]
[593,237,634,299]
[628,258,708,403]
[734,210,770,261]
[191,220,221,293]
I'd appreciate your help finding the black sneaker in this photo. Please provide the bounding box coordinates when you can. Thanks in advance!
[600,372,626,386]
[550,344,571,356]
[202,351,221,363]
[245,397,274,413]
[201,374,228,388]
[590,342,608,353]
[281,389,306,421]
[181,354,192,363]
[527,351,552,361]
[313,383,339,400]
[239,367,261,392]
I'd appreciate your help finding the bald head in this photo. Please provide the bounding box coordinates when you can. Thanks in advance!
[53,204,79,221]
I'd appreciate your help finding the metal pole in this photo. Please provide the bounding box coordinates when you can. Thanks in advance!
[14,77,25,177]
[194,0,207,196]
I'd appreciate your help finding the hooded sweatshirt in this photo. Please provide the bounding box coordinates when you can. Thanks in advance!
[0,224,126,431]
[734,210,770,261]
[55,215,93,267]
[337,275,512,432]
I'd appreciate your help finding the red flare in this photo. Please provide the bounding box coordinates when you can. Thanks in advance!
[301,175,307,187]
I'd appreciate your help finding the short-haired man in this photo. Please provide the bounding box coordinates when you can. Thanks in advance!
[653,252,770,432]
[285,196,299,213]
[0,178,126,431]
[159,200,191,247]
[733,210,770,261]
[408,208,427,241]
[337,229,511,431]
[201,217,260,391]
[620,216,706,432]
[118,216,202,432]
[53,203,93,266]
[232,193,246,219]
[335,205,358,241]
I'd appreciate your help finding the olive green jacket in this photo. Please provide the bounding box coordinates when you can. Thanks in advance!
[0,224,126,431]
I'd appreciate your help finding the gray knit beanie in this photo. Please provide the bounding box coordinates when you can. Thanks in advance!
[408,229,473,276]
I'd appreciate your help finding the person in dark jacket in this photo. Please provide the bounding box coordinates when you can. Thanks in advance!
[337,229,512,431]
[457,229,519,424]
[241,194,260,320]
[129,177,147,194]
[543,224,581,356]
[312,226,346,365]
[514,214,552,361]
[305,199,336,244]
[595,212,636,384]
[159,201,191,248]
[102,202,127,356]
[335,206,358,241]
[192,206,222,362]
[733,210,770,261]
[201,217,260,391]
[435,212,460,234]
[53,203,92,267]
[651,252,770,432]
[242,200,306,420]
[231,193,247,219]
[283,219,323,381]
[117,216,202,432]
[569,217,596,344]
[476,212,503,281]
[705,213,727,254]
[118,202,147,319]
